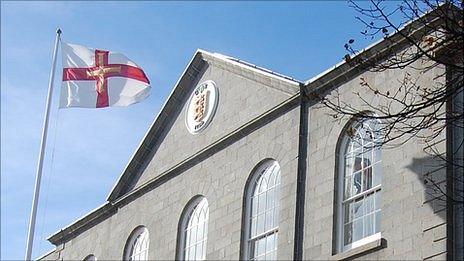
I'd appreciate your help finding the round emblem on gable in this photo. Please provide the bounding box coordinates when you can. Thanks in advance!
[185,80,219,134]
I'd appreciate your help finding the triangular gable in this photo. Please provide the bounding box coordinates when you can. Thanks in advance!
[107,50,301,202]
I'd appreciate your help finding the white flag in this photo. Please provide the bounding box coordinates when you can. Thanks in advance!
[60,42,150,108]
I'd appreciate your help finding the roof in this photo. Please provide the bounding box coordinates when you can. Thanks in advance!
[303,3,459,92]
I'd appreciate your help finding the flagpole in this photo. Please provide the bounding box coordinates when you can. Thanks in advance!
[25,28,61,261]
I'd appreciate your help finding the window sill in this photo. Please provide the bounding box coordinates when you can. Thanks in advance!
[332,238,387,261]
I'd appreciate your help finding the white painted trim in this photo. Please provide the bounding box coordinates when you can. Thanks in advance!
[210,52,301,86]
[337,119,383,253]
[178,196,209,261]
[242,160,281,260]
[124,226,149,260]
[337,135,349,253]
[344,233,382,252]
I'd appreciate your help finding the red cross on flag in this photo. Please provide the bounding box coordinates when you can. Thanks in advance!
[60,42,150,108]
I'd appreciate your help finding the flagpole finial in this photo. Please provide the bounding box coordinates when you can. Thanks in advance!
[56,28,62,35]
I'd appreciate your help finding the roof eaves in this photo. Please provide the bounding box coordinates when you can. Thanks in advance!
[47,202,114,245]
[304,4,451,88]
[211,52,303,85]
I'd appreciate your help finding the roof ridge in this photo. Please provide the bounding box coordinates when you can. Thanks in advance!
[210,52,303,84]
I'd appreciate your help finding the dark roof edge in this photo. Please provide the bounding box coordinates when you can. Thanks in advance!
[47,202,114,245]
[304,3,460,92]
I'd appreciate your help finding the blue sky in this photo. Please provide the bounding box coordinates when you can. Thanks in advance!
[1,1,384,259]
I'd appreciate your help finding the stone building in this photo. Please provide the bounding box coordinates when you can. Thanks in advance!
[40,6,462,261]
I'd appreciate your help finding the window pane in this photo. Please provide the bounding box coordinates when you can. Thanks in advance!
[256,214,265,235]
[353,172,362,196]
[360,120,374,144]
[353,156,363,173]
[257,237,266,256]
[365,193,375,214]
[370,120,381,139]
[258,193,266,214]
[189,228,197,247]
[203,241,207,260]
[266,234,277,259]
[373,163,382,187]
[362,147,373,192]
[195,242,203,260]
[248,161,281,260]
[197,222,204,242]
[364,213,374,237]
[353,198,364,219]
[375,192,381,211]
[363,166,373,191]
[340,120,382,250]
[266,188,275,210]
[344,222,353,245]
[375,211,381,233]
[266,210,274,230]
[258,177,268,193]
[127,227,149,261]
[344,202,353,223]
[351,135,362,153]
[374,146,382,164]
[252,198,258,217]
[344,177,352,199]
[352,218,363,242]
[251,217,259,236]
[345,154,355,176]
[266,233,275,252]
[273,207,279,228]
[187,247,195,261]
[184,198,209,260]
[362,148,373,169]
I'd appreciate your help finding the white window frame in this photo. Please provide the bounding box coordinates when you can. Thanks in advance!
[242,160,281,260]
[178,196,209,261]
[124,226,149,261]
[336,119,382,253]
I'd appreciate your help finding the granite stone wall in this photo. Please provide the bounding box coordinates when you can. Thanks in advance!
[303,62,448,260]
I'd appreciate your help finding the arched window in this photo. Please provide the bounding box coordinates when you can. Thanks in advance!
[178,197,209,260]
[83,254,96,261]
[124,226,149,261]
[337,118,382,252]
[243,160,281,260]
